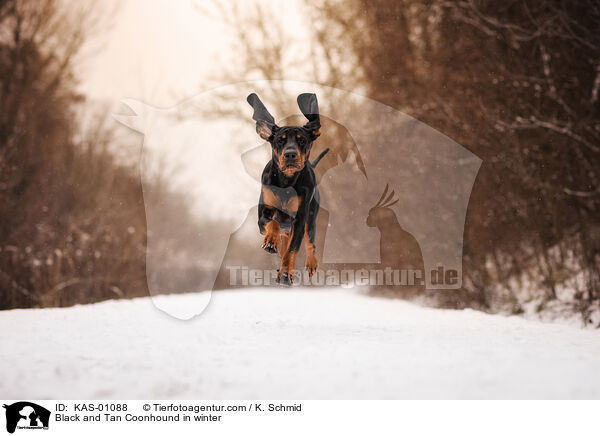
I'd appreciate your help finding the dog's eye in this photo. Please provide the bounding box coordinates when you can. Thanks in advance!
[297,136,306,146]
[277,136,286,145]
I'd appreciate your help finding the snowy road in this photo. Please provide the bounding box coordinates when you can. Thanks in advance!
[1,288,599,399]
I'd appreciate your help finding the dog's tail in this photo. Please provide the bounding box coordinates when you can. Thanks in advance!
[311,148,330,168]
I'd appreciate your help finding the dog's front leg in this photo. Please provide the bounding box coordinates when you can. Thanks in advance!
[259,204,280,254]
[262,220,281,254]
[277,194,310,285]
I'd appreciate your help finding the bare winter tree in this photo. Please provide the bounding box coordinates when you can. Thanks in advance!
[0,0,217,309]
[308,0,600,320]
[206,0,600,323]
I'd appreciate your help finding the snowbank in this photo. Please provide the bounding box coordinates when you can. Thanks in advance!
[1,288,599,399]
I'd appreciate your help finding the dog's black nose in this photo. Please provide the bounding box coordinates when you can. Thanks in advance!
[284,150,298,160]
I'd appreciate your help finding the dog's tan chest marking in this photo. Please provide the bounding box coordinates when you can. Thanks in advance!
[262,186,302,215]
[284,196,301,213]
[262,186,281,209]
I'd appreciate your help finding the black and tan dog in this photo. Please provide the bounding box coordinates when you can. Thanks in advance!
[247,93,329,285]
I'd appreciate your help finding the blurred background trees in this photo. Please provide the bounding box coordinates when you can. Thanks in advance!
[0,0,150,308]
[315,1,600,320]
[0,0,251,310]
[212,0,600,322]
[312,0,600,320]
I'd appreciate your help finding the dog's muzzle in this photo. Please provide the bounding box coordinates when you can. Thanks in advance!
[282,146,301,169]
[283,148,298,160]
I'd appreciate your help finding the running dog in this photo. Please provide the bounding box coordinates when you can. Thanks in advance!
[247,93,329,285]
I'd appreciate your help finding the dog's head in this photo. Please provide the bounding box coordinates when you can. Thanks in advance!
[247,93,321,177]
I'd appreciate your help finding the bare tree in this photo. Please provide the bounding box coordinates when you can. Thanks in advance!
[205,0,600,323]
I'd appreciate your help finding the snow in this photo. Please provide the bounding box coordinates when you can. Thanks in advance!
[1,288,599,399]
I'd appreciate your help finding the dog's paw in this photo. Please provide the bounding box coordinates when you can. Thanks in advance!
[276,272,293,286]
[262,242,277,254]
[305,254,318,277]
[261,233,279,254]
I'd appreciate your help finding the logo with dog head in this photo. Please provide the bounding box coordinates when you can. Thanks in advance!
[3,402,50,434]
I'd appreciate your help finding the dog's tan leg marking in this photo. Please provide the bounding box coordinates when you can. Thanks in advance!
[304,227,318,276]
[279,230,291,260]
[279,250,298,280]
[263,220,280,252]
[277,226,297,281]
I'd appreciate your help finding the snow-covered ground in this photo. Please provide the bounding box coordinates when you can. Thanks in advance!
[1,288,599,399]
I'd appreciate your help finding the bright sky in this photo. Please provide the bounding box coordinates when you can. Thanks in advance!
[77,0,307,107]
[77,0,224,106]
[74,0,316,222]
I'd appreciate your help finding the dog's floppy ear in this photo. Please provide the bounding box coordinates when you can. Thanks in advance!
[247,93,278,140]
[297,93,321,140]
